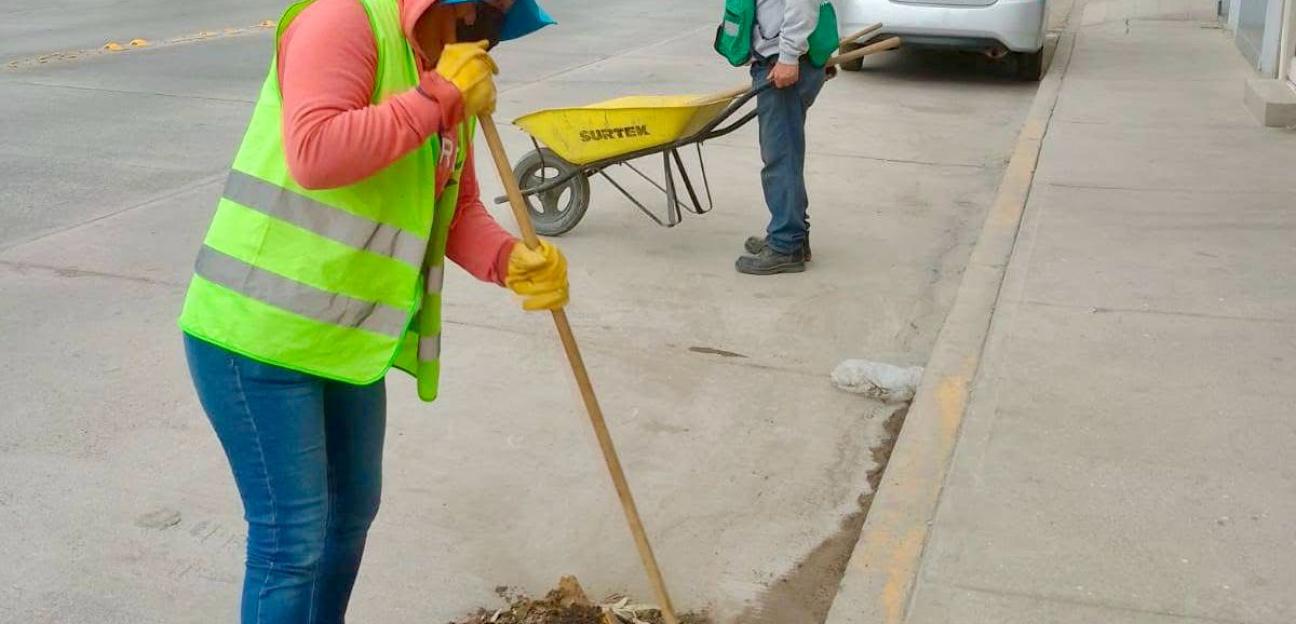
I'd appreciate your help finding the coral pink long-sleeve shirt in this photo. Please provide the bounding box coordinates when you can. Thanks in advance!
[278,0,516,285]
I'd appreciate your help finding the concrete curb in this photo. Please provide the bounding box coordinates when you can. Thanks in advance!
[822,25,1081,624]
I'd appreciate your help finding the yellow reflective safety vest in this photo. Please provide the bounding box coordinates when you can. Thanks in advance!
[179,0,471,401]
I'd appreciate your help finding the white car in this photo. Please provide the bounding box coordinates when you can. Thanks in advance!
[837,0,1049,79]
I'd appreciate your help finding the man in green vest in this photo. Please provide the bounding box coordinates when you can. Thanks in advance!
[717,0,835,274]
[178,1,562,621]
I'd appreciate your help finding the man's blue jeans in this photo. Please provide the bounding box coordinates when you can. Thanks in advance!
[184,334,387,624]
[750,56,826,255]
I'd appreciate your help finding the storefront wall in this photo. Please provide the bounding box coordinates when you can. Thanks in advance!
[1231,0,1292,77]
[1284,0,1295,85]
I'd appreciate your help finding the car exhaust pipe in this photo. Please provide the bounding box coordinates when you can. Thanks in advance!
[982,45,1009,60]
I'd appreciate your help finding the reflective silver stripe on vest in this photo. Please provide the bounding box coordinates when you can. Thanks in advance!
[418,334,441,361]
[196,245,409,339]
[223,171,427,269]
[425,264,445,294]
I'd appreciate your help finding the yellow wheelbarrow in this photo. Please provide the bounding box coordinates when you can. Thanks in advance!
[499,27,901,236]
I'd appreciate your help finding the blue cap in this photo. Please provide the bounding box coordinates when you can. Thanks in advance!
[441,0,556,41]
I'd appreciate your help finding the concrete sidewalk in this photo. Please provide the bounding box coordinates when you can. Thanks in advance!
[829,4,1296,624]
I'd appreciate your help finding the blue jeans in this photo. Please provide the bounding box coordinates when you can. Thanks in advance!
[750,56,826,254]
[184,334,387,624]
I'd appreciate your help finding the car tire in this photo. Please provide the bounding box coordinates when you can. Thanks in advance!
[1015,49,1044,81]
[839,41,865,72]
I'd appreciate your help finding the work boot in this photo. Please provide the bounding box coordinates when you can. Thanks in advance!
[744,234,812,261]
[735,246,806,275]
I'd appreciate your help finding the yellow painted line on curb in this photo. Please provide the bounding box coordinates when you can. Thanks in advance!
[5,20,275,71]
[823,17,1084,624]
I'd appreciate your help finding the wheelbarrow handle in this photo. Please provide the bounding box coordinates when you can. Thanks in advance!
[840,22,884,46]
[830,35,902,68]
[702,35,902,103]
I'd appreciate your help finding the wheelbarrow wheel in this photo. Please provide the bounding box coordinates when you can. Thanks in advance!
[513,148,591,237]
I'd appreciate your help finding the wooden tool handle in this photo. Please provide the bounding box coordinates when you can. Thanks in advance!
[478,113,682,624]
[703,35,903,102]
[828,35,902,68]
[840,22,883,45]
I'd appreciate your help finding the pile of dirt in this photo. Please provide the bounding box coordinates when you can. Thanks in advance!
[452,577,711,624]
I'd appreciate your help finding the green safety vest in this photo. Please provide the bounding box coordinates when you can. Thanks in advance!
[179,0,471,401]
[714,0,840,68]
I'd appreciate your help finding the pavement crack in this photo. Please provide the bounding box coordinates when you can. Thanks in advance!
[703,142,990,169]
[498,24,710,95]
[0,173,225,253]
[441,317,826,378]
[892,195,984,352]
[8,79,255,104]
[1046,181,1296,195]
[1020,299,1296,325]
[687,346,748,358]
[809,152,988,170]
[0,260,184,288]
[937,581,1261,624]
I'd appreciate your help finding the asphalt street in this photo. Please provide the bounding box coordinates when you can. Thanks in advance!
[0,1,1046,621]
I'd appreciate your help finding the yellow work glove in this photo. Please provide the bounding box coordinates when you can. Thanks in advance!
[505,240,569,312]
[435,41,498,117]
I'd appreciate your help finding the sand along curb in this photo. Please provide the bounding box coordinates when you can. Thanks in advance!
[823,25,1080,624]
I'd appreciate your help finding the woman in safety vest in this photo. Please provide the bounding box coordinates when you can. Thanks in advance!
[178,0,561,620]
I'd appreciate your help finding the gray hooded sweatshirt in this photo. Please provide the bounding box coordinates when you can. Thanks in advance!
[754,0,822,65]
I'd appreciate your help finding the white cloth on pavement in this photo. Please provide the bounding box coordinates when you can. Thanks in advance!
[831,359,925,403]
